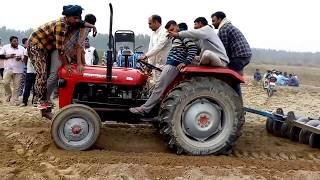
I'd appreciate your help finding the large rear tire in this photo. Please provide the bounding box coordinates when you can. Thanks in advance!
[51,104,102,150]
[159,77,244,155]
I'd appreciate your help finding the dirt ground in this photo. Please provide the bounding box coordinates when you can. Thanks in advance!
[0,80,320,179]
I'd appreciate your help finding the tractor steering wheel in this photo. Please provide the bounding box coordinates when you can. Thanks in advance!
[137,59,162,72]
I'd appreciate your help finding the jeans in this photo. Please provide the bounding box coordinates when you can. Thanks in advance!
[22,73,36,105]
[228,57,251,97]
[46,50,61,101]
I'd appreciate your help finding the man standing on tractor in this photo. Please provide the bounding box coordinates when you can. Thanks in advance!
[139,15,171,83]
[129,21,197,115]
[28,5,96,110]
[211,11,252,96]
[168,17,229,68]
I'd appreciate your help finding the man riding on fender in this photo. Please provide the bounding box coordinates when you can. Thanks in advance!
[211,11,252,96]
[168,17,229,68]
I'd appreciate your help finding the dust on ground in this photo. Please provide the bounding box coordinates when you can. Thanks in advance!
[0,81,320,179]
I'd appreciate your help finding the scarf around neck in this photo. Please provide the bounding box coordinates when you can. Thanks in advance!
[218,18,231,30]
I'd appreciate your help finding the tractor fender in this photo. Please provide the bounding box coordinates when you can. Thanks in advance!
[180,66,244,84]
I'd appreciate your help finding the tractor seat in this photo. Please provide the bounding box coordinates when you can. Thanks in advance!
[122,49,133,56]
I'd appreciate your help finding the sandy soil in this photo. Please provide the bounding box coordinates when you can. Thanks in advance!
[0,81,320,179]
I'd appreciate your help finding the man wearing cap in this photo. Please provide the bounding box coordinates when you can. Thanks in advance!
[28,5,96,111]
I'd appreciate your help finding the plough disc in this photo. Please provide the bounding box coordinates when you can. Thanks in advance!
[272,121,283,137]
[298,129,312,144]
[246,107,320,149]
[280,123,290,138]
[289,126,301,142]
[309,133,320,148]
[266,117,274,133]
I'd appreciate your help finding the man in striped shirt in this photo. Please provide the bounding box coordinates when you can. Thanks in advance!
[130,20,198,115]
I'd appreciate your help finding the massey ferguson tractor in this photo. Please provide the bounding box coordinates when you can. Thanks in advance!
[50,3,245,155]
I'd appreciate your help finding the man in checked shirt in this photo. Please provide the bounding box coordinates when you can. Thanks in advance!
[211,11,252,96]
[28,5,96,111]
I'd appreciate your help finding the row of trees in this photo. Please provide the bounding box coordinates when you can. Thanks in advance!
[1,26,319,65]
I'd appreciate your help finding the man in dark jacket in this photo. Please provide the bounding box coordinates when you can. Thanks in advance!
[211,11,252,96]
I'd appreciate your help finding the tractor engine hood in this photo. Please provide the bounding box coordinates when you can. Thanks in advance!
[59,65,148,86]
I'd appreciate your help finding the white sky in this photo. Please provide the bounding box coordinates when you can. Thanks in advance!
[1,0,319,52]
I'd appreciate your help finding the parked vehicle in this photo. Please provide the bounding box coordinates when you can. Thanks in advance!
[266,76,277,97]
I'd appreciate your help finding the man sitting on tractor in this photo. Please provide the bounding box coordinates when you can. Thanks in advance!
[129,20,198,115]
[168,17,229,68]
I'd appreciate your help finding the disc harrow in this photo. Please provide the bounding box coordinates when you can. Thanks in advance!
[245,107,320,149]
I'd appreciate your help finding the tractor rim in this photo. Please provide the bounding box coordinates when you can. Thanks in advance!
[58,117,94,147]
[182,98,227,146]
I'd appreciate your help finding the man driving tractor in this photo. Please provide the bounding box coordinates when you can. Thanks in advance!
[129,20,198,115]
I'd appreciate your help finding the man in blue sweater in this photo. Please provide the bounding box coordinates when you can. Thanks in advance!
[129,20,197,115]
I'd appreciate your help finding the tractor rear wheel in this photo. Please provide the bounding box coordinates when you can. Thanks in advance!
[159,77,244,155]
[51,104,102,150]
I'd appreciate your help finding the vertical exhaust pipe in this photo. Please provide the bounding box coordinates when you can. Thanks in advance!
[106,3,113,83]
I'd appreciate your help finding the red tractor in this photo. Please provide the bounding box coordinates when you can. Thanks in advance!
[50,3,245,155]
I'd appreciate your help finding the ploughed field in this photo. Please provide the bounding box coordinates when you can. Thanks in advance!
[0,79,320,179]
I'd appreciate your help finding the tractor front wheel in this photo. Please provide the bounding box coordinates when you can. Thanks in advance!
[51,104,102,150]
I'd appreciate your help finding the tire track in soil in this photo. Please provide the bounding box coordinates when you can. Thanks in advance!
[1,81,320,179]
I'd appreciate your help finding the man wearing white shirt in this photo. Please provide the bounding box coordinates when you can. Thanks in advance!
[0,36,25,105]
[139,15,171,83]
[84,38,99,65]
